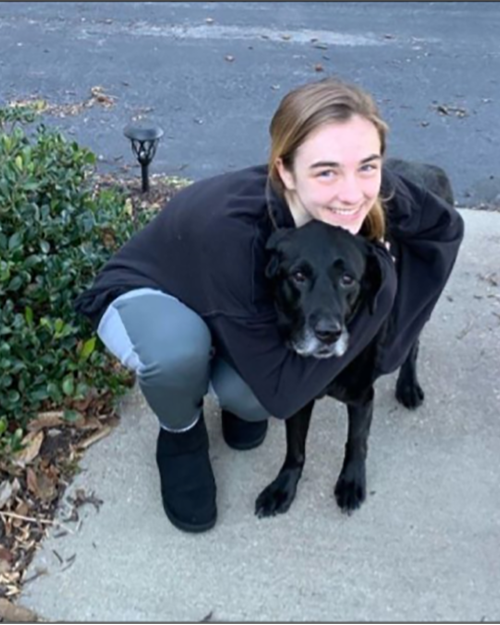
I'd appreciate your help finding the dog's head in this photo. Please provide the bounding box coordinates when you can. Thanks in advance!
[266,221,380,359]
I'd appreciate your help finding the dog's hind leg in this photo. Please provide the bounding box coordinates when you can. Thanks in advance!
[334,389,374,514]
[395,338,425,409]
[255,400,314,518]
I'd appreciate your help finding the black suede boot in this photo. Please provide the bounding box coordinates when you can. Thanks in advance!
[221,411,268,451]
[156,413,216,533]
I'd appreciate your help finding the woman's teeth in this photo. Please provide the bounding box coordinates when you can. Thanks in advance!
[328,207,360,215]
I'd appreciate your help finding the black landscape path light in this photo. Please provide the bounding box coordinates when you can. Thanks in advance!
[123,124,164,192]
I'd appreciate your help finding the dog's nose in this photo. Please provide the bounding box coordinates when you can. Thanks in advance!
[313,321,343,345]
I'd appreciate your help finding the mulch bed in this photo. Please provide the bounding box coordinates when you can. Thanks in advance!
[0,174,186,622]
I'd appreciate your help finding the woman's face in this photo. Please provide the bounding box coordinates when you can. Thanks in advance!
[276,115,382,234]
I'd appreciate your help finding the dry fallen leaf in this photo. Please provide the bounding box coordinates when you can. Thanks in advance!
[26,468,39,497]
[68,488,103,512]
[89,85,117,107]
[434,103,468,118]
[0,480,14,509]
[28,412,64,432]
[15,501,30,517]
[38,473,58,503]
[314,63,324,72]
[0,598,39,622]
[0,547,14,563]
[9,98,48,112]
[13,431,44,467]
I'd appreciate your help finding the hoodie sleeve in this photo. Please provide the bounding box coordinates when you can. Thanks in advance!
[375,174,465,374]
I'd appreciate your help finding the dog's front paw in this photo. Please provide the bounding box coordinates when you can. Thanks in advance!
[334,465,366,514]
[395,379,425,410]
[255,469,301,518]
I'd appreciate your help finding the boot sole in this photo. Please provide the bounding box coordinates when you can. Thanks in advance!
[225,428,268,451]
[163,503,217,533]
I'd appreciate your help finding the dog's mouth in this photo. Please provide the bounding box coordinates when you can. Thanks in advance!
[289,327,349,359]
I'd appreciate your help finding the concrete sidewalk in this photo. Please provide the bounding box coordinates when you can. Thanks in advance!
[21,209,500,622]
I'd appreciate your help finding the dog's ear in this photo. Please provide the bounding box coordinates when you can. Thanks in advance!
[265,228,291,279]
[360,242,383,314]
[265,228,291,252]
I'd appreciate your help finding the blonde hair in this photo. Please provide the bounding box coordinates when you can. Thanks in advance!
[268,78,389,241]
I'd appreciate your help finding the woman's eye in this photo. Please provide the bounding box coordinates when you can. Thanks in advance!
[360,163,378,173]
[317,170,336,179]
[340,274,355,287]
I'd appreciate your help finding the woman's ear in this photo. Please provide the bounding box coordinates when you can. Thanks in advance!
[275,157,296,192]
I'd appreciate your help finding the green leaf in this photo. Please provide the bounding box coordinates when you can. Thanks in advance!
[24,255,41,269]
[80,337,96,360]
[7,275,23,291]
[7,390,20,404]
[63,408,82,423]
[54,318,64,334]
[40,240,50,254]
[25,306,34,327]
[62,374,75,396]
[11,428,24,452]
[8,232,22,251]
[30,387,49,402]
[47,381,61,401]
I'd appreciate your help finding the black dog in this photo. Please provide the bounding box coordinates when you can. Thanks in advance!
[255,160,452,518]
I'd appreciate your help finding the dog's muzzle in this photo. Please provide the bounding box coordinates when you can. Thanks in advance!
[290,326,349,359]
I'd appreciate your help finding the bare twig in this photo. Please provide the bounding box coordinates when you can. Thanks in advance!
[456,320,474,340]
[77,425,112,450]
[61,553,76,572]
[23,567,48,585]
[52,549,64,565]
[0,511,73,533]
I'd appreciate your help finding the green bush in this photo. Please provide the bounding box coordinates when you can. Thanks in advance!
[0,106,147,455]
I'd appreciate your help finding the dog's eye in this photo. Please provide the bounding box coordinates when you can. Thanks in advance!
[340,274,355,287]
[292,271,307,284]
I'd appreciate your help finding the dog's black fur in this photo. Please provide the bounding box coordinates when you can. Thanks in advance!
[255,160,452,518]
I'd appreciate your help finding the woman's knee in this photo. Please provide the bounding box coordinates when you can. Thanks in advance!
[211,358,269,422]
[98,288,213,382]
[140,338,212,384]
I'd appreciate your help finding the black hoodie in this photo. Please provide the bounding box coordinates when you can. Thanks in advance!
[74,165,464,419]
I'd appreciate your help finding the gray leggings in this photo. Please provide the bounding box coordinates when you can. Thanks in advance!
[97,288,269,431]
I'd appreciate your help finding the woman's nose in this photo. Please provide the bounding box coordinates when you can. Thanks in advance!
[336,175,364,205]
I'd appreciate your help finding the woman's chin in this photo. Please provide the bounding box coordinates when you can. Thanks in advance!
[321,210,364,234]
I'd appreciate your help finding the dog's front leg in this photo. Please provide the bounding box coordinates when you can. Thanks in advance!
[255,400,314,518]
[334,389,374,514]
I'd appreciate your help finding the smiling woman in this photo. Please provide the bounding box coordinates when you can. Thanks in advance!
[269,79,389,239]
[74,77,464,533]
[274,116,383,233]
